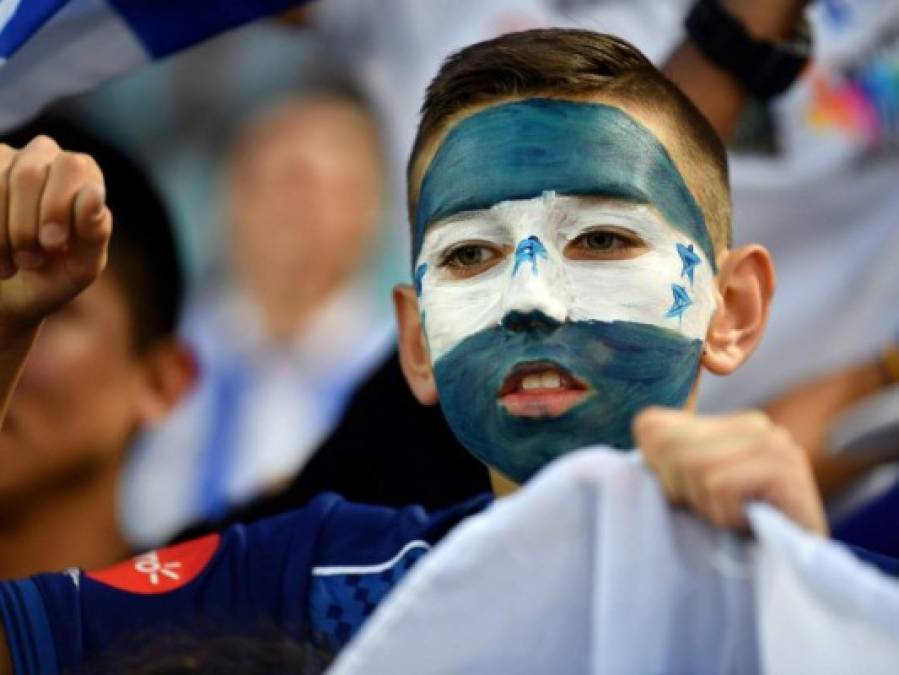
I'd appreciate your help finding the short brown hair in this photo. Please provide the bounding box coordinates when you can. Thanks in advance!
[407,28,731,251]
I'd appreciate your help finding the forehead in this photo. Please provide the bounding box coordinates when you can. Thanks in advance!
[414,98,715,270]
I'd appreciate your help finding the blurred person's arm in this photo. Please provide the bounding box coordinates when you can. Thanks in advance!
[661,2,891,502]
[0,138,111,429]
[765,360,895,498]
[278,3,314,24]
[663,0,810,140]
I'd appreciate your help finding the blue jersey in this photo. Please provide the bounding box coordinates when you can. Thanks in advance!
[0,492,491,674]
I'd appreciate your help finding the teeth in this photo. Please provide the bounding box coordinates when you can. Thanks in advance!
[520,370,563,391]
[541,371,562,389]
[522,374,542,390]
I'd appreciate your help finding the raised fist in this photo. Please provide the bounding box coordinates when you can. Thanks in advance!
[0,135,112,335]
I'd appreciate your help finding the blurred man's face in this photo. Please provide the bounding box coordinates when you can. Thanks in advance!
[229,98,382,333]
[0,272,144,505]
[411,98,718,483]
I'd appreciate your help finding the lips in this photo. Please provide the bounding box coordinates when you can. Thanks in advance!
[497,361,590,419]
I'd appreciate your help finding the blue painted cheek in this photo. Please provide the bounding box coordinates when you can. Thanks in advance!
[512,236,549,276]
[433,320,703,483]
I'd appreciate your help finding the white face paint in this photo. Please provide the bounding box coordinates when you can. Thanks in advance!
[415,192,717,363]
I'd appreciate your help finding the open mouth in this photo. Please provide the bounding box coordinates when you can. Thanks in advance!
[497,361,590,419]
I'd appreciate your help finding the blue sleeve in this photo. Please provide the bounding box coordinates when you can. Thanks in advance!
[0,578,58,675]
[0,493,342,674]
[307,493,491,650]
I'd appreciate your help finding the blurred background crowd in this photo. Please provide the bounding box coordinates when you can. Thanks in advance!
[0,0,897,577]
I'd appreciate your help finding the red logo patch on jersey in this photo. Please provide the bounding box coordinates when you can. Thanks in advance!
[88,533,221,594]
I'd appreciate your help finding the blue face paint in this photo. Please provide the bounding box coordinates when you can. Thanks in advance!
[414,263,428,297]
[433,320,703,483]
[665,284,693,320]
[414,99,716,271]
[512,236,548,276]
[676,243,701,286]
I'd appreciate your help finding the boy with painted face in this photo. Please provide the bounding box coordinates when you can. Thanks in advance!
[405,101,718,485]
[0,29,833,674]
[394,29,816,526]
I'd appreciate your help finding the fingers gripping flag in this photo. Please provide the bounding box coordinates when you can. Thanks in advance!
[0,0,311,131]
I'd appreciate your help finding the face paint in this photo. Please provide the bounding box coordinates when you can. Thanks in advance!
[513,236,548,276]
[413,100,719,484]
[414,98,716,271]
[414,263,428,297]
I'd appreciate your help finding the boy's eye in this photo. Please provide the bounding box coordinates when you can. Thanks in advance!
[439,242,503,277]
[564,228,646,261]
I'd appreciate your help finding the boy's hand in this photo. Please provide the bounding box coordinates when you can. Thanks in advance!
[635,407,827,535]
[0,135,111,336]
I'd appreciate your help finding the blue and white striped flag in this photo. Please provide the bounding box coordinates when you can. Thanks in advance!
[0,0,312,130]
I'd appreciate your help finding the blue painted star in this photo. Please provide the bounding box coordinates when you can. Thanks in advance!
[676,243,701,286]
[513,236,549,276]
[414,263,428,297]
[665,284,693,320]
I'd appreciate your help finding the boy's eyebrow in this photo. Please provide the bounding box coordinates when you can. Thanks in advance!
[413,98,715,272]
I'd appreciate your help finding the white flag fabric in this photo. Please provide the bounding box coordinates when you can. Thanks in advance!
[751,504,899,675]
[329,449,899,675]
[0,0,309,131]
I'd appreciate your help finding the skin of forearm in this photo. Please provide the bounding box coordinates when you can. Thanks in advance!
[663,44,748,139]
[765,361,889,498]
[663,0,812,140]
[0,322,41,429]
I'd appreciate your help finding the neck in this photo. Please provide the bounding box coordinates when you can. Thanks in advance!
[246,275,344,343]
[489,468,520,497]
[0,459,130,580]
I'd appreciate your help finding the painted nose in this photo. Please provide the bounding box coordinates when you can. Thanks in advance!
[500,235,567,329]
[501,308,562,333]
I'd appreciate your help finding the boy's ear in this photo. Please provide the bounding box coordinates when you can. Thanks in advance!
[702,244,776,376]
[135,341,198,424]
[394,284,439,406]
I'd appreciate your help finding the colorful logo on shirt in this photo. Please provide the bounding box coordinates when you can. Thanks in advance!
[807,59,899,146]
[805,5,899,148]
[87,533,220,594]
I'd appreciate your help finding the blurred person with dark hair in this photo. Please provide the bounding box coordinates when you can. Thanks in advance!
[0,117,195,579]
[82,625,320,675]
[125,92,397,543]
